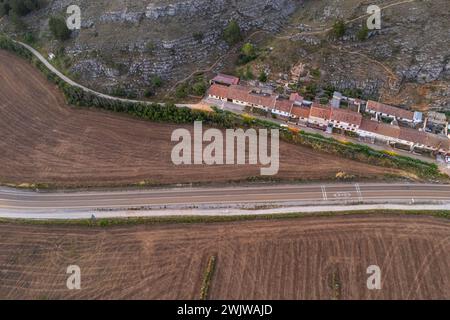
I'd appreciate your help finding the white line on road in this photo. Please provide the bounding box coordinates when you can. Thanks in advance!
[355,183,363,202]
[321,186,328,201]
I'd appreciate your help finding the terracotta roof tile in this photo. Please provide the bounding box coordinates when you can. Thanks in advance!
[208,84,229,98]
[310,103,331,120]
[291,106,310,118]
[359,119,401,138]
[330,108,362,126]
[274,99,294,113]
[366,100,414,121]
[211,73,240,85]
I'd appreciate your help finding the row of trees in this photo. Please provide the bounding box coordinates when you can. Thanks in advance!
[48,16,71,41]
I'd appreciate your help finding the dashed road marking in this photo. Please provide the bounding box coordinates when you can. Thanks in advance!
[355,184,363,202]
[321,186,328,201]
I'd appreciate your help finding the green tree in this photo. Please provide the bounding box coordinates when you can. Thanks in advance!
[23,31,36,44]
[1,0,41,17]
[151,75,163,88]
[241,43,256,57]
[258,71,267,82]
[175,83,190,99]
[331,20,346,38]
[244,66,254,80]
[192,81,207,96]
[146,41,156,53]
[193,32,204,42]
[144,88,154,98]
[311,68,321,79]
[49,16,71,41]
[10,0,40,16]
[10,12,27,32]
[0,1,11,16]
[357,25,369,41]
[238,42,258,65]
[223,20,242,46]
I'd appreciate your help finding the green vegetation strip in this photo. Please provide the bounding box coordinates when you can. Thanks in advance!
[0,35,446,181]
[0,210,448,227]
[200,255,217,300]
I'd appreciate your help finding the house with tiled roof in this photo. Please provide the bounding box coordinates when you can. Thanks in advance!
[208,84,277,110]
[291,105,311,124]
[357,119,450,154]
[308,103,332,129]
[330,108,363,132]
[210,74,240,86]
[208,84,229,101]
[366,100,423,124]
[272,98,294,118]
[289,93,304,105]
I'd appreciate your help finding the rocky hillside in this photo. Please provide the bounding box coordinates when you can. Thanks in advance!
[1,0,448,112]
[256,0,450,112]
[0,0,299,96]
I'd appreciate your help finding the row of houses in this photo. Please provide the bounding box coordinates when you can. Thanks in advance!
[208,82,450,160]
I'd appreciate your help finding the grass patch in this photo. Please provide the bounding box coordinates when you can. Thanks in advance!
[0,210,448,227]
[200,255,216,300]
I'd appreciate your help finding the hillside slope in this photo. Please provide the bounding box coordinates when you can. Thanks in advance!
[0,0,299,96]
[1,0,448,111]
[257,0,450,111]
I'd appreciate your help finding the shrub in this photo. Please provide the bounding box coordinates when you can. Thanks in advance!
[151,75,162,88]
[145,41,156,53]
[10,12,27,32]
[331,20,346,38]
[143,88,154,98]
[49,16,71,41]
[0,1,11,16]
[223,20,242,46]
[258,71,267,82]
[238,42,258,65]
[244,66,254,80]
[11,0,39,16]
[22,31,36,44]
[357,25,369,41]
[192,81,207,96]
[175,83,190,99]
[193,32,204,42]
[311,68,321,79]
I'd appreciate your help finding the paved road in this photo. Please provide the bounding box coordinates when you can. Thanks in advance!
[1,183,450,213]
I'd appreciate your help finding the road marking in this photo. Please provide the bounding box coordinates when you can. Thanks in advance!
[321,186,328,201]
[355,183,363,202]
[333,192,352,198]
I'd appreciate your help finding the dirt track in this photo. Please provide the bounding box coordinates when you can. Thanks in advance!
[0,215,448,299]
[0,50,404,187]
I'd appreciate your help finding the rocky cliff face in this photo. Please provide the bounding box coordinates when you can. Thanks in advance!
[4,0,299,94]
[261,0,450,111]
[2,0,448,111]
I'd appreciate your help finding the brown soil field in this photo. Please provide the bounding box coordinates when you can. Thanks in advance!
[0,50,405,188]
[0,215,448,300]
